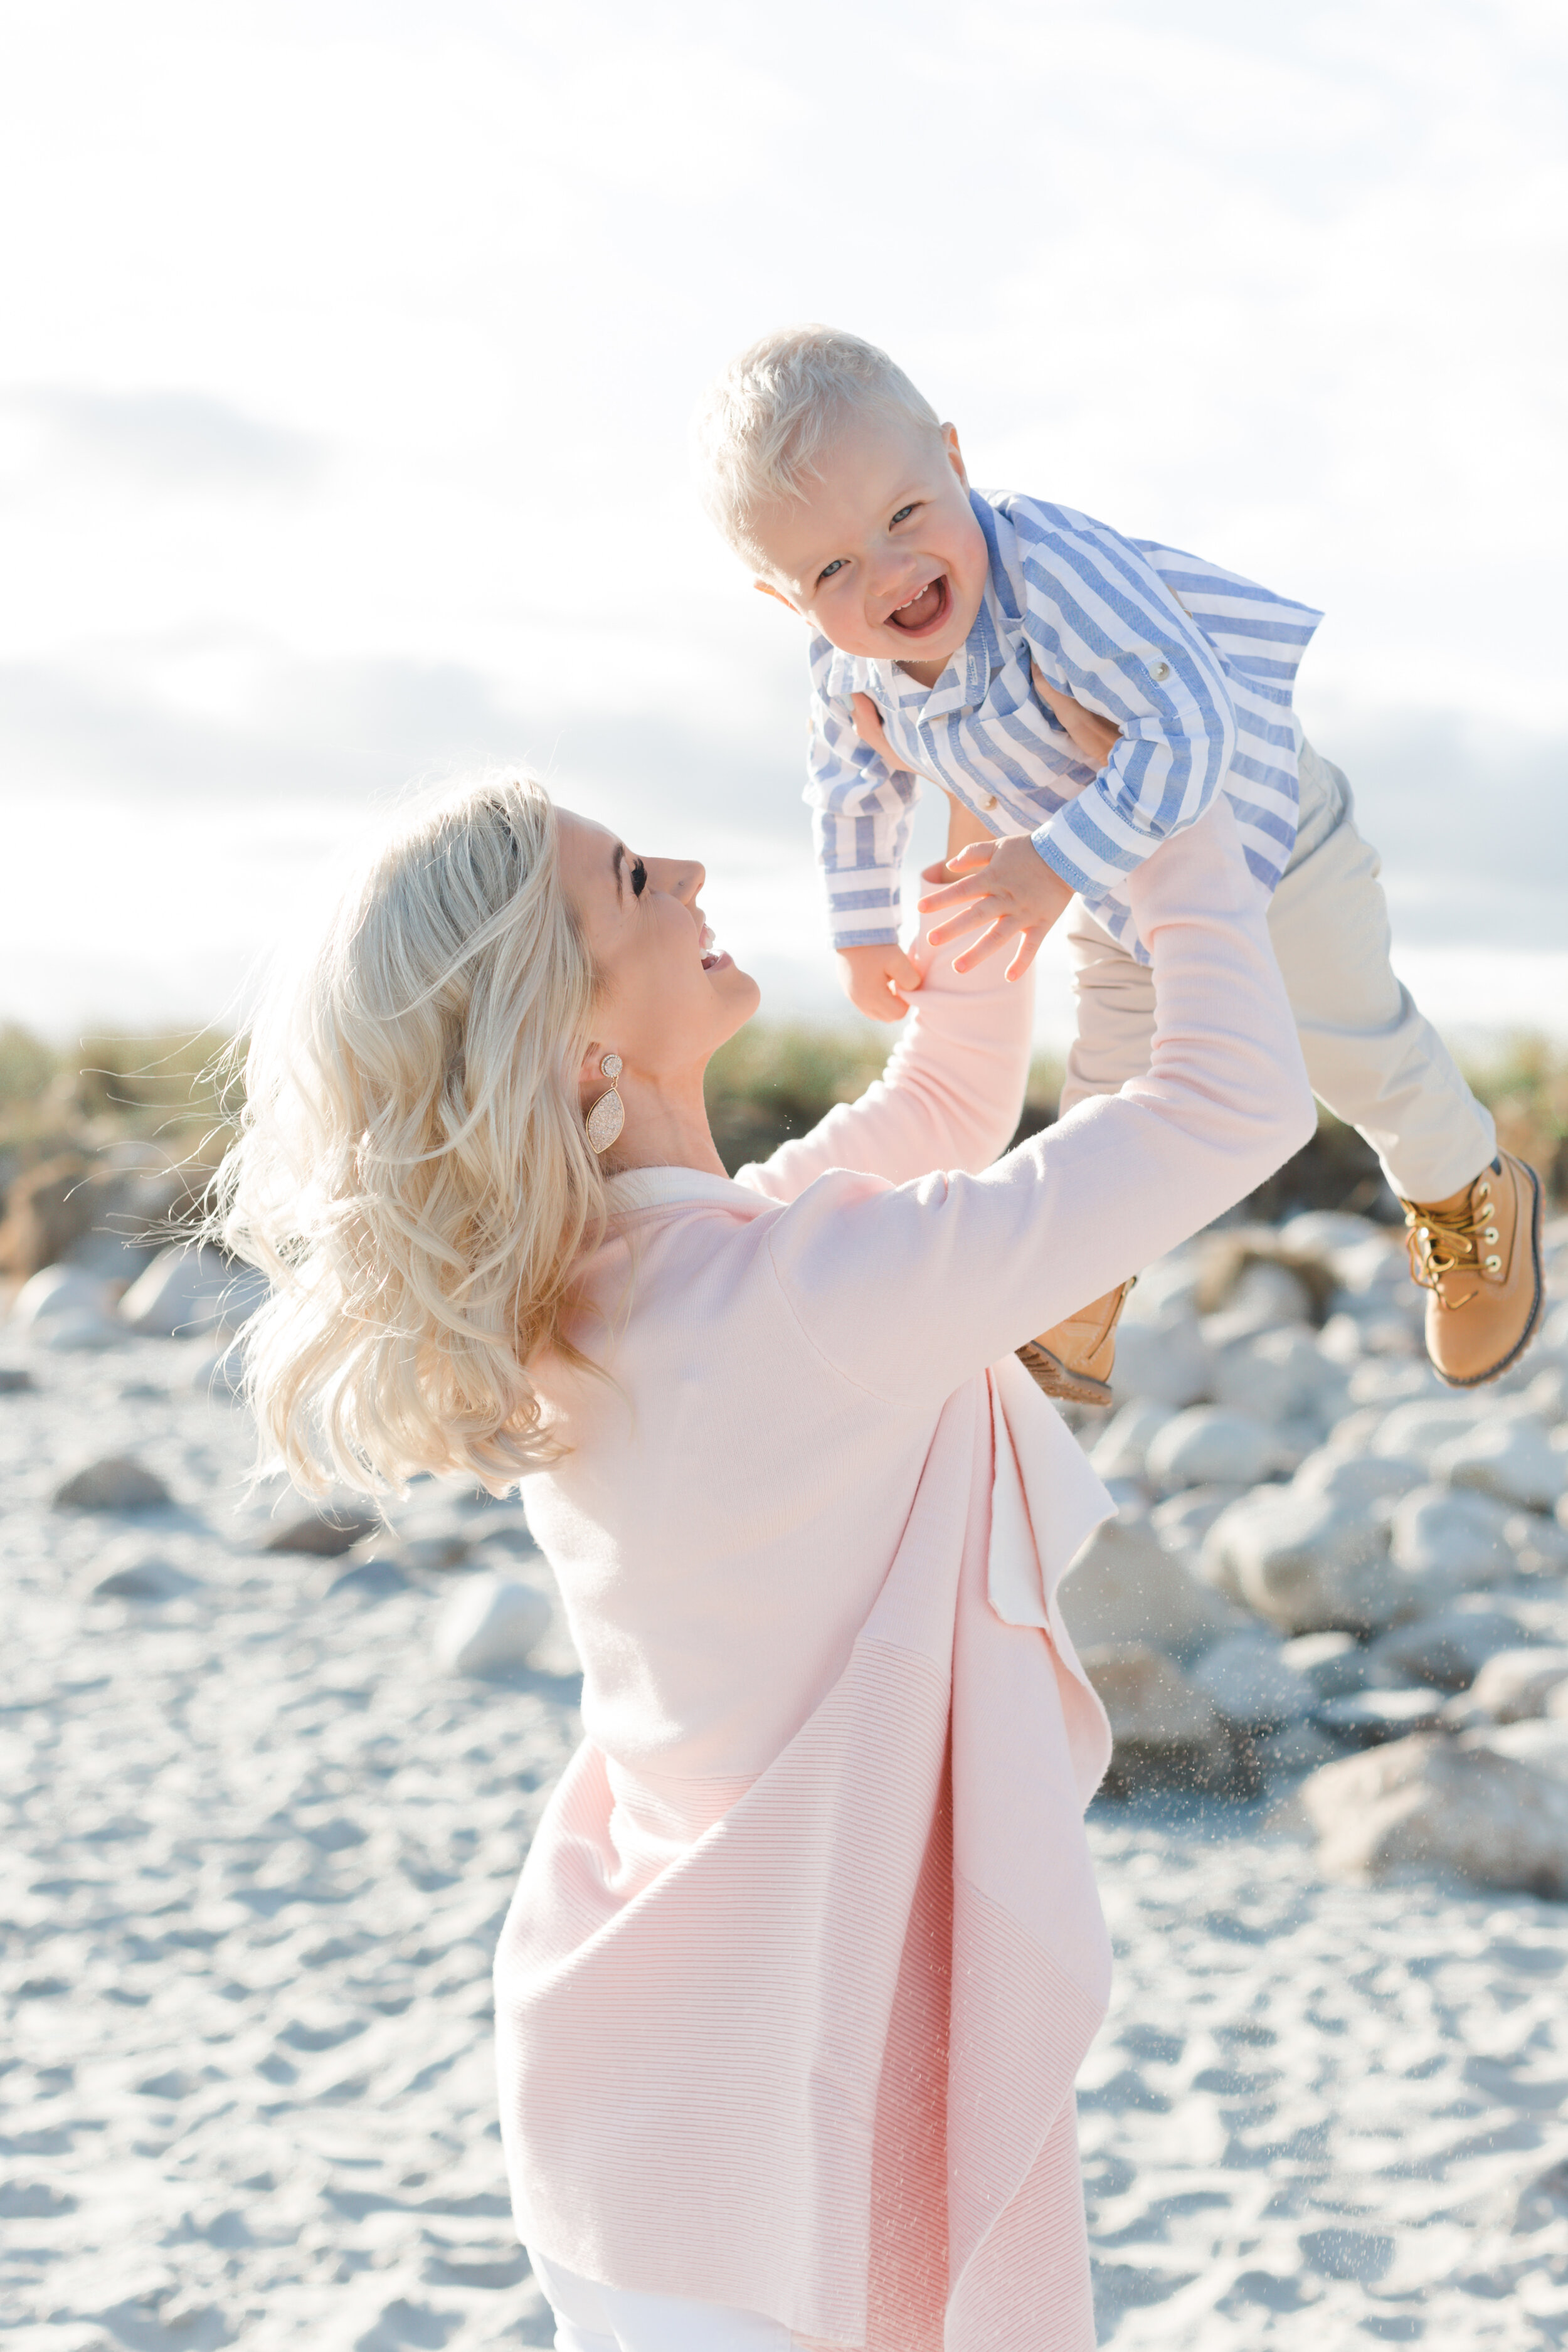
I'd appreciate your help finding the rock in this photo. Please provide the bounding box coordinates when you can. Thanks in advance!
[1079,1643,1251,1797]
[1367,1604,1529,1693]
[1279,1210,1386,1259]
[1451,1647,1568,1725]
[119,1246,269,1338]
[1522,1364,1568,1422]
[1202,1484,1401,1635]
[1088,1399,1176,1484]
[1472,1719,1568,1783]
[261,1507,383,1558]
[1145,1406,1285,1491]
[90,1551,196,1600]
[1318,1688,1449,1745]
[1254,1721,1341,1777]
[8,1264,124,1348]
[1148,1485,1247,1559]
[1386,1485,1517,1594]
[1190,1631,1316,1729]
[1431,1415,1565,1513]
[1110,1315,1216,1410]
[1299,1730,1568,1893]
[1282,1629,1378,1701]
[327,1558,411,1599]
[1057,1513,1238,1659]
[1120,1255,1202,1325]
[1212,1325,1347,1428]
[1292,1449,1426,1511]
[1199,1257,1316,1344]
[0,1366,34,1393]
[1507,1510,1568,1575]
[1372,1398,1491,1466]
[1347,1357,1438,1406]
[435,1574,552,1675]
[53,1455,171,1512]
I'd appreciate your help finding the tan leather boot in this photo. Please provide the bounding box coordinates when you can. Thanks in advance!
[1017,1279,1135,1407]
[1400,1152,1545,1387]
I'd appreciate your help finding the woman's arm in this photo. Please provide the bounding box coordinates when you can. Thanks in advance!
[761,798,1315,1407]
[738,923,1036,1204]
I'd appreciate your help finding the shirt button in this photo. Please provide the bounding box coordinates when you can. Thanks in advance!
[983,793,999,811]
[1151,660,1171,682]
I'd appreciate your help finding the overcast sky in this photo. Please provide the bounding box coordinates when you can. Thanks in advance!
[1,0,1565,1045]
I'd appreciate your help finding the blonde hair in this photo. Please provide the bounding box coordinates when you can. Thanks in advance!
[211,773,607,1498]
[691,323,943,568]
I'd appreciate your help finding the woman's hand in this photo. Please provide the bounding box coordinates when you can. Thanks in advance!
[1032,662,1121,771]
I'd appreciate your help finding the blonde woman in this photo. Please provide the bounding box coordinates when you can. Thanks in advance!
[218,765,1312,2352]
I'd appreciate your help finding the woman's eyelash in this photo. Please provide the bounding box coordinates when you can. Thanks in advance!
[630,857,647,897]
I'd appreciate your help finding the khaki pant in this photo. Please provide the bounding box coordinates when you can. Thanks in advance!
[1060,732,1496,1204]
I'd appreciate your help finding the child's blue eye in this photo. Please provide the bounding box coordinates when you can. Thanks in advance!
[817,558,845,584]
[890,504,915,525]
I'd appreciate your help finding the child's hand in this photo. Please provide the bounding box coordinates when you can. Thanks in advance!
[918,834,1073,980]
[837,940,923,1022]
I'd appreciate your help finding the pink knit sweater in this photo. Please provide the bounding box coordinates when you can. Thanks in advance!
[493,803,1314,2351]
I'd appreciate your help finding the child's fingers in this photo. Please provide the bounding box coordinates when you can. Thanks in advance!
[1005,926,1047,982]
[916,871,995,915]
[884,945,923,993]
[926,901,993,951]
[952,915,1023,975]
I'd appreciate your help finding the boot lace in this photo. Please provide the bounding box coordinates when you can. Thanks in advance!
[1401,1187,1484,1306]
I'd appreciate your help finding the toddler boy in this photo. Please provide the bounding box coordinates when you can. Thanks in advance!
[691,326,1544,1403]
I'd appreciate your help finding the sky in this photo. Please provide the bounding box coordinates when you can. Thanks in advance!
[1,0,1565,1049]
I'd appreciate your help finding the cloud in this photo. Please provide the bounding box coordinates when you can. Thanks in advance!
[8,388,326,489]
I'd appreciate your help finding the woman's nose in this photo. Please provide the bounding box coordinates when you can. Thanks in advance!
[649,856,704,903]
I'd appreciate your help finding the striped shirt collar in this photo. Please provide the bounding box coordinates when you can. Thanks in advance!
[870,496,1015,719]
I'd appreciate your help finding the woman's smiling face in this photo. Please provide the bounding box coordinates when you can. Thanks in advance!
[556,810,760,1088]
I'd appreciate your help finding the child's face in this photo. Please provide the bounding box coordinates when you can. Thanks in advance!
[750,412,990,677]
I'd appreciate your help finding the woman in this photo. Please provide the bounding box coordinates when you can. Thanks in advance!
[218,767,1312,2351]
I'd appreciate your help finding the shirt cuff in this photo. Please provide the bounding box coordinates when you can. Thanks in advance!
[1031,787,1159,899]
[826,872,902,951]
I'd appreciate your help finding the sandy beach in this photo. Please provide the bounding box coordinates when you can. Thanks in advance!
[4,1238,1567,2349]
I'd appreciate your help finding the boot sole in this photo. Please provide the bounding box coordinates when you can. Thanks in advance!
[1016,1339,1113,1409]
[1433,1160,1545,1389]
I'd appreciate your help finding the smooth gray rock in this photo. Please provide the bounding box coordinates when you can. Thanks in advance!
[1432,1415,1566,1513]
[1470,1719,1568,1784]
[1148,1485,1247,1558]
[1079,1643,1251,1797]
[1200,1258,1316,1343]
[1212,1324,1347,1428]
[119,1246,269,1339]
[0,1366,34,1393]
[10,1264,115,1330]
[1110,1315,1216,1410]
[1293,1449,1426,1512]
[1367,1605,1528,1693]
[1451,1646,1568,1725]
[90,1553,197,1600]
[1318,1688,1449,1744]
[327,1558,411,1599]
[1300,1730,1568,1892]
[435,1574,551,1675]
[1387,1485,1517,1593]
[1203,1485,1401,1636]
[1145,1406,1285,1491]
[261,1507,383,1557]
[1372,1399,1491,1467]
[1282,1629,1379,1701]
[1088,1399,1176,1484]
[1057,1514,1238,1660]
[1507,1510,1568,1575]
[1190,1631,1316,1729]
[53,1455,171,1512]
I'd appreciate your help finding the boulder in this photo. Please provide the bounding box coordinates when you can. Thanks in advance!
[1087,1399,1176,1485]
[435,1574,551,1675]
[1110,1315,1216,1410]
[1431,1416,1565,1514]
[1318,1687,1449,1744]
[1507,1510,1568,1575]
[1279,1211,1387,1259]
[1291,1449,1426,1511]
[1347,1357,1439,1406]
[1189,1631,1316,1730]
[1282,1629,1379,1702]
[1372,1398,1491,1467]
[1448,1647,1568,1725]
[90,1551,197,1600]
[1367,1604,1529,1693]
[1145,1406,1285,1491]
[1386,1485,1517,1594]
[1299,1731,1568,1893]
[0,1365,33,1392]
[53,1455,171,1512]
[8,1264,124,1348]
[119,1246,269,1339]
[1202,1484,1402,1635]
[1078,1643,1249,1797]
[261,1507,383,1558]
[1120,1256,1202,1325]
[1199,1258,1316,1344]
[1148,1485,1248,1559]
[1473,1719,1568,1783]
[1057,1513,1237,1660]
[1212,1325,1347,1428]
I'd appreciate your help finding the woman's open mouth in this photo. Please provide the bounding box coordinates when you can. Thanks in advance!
[699,922,731,974]
[886,573,950,637]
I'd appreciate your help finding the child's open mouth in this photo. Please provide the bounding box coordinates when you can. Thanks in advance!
[887,574,950,637]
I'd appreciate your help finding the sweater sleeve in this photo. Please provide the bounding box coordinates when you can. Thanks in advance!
[761,796,1316,1409]
[738,932,1035,1202]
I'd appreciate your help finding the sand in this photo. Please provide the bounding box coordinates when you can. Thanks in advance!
[3,1333,1566,2349]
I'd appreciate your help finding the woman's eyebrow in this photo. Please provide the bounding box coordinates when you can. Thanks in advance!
[612,840,627,898]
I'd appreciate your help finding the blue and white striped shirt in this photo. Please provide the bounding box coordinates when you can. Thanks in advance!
[805,490,1322,959]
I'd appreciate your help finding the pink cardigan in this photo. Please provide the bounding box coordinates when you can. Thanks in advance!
[493,803,1314,2351]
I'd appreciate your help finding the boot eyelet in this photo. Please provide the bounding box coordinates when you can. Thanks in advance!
[1483,1227,1498,1244]
[1485,1254,1501,1271]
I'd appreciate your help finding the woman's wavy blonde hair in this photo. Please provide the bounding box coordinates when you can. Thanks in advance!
[211,773,608,1497]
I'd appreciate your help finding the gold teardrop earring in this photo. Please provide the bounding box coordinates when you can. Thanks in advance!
[585,1052,625,1155]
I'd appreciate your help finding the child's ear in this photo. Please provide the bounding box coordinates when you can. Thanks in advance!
[753,579,802,616]
[943,424,970,489]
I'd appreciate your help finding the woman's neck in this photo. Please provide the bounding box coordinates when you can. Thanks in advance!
[605,1069,729,1179]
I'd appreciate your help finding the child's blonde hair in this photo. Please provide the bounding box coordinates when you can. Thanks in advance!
[211,773,607,1498]
[691,324,942,569]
